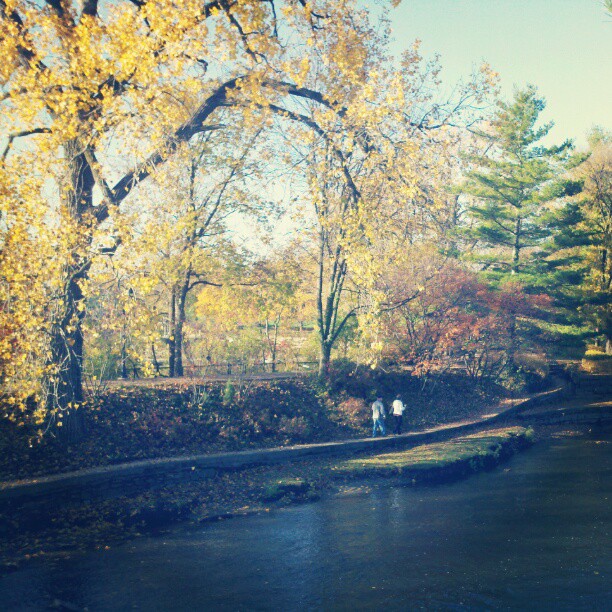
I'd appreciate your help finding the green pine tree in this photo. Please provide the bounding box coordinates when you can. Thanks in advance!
[460,85,573,282]
[542,129,612,354]
[457,86,577,361]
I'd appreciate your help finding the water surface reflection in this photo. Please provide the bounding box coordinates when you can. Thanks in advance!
[2,431,610,610]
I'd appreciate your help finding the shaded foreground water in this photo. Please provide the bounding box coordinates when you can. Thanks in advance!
[2,429,611,611]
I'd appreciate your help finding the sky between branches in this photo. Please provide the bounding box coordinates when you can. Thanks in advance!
[389,0,611,148]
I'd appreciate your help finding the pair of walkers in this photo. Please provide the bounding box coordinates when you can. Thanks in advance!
[371,395,405,437]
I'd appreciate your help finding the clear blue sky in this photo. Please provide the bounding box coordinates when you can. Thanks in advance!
[388,0,611,148]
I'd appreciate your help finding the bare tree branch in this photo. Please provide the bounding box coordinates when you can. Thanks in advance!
[1,128,51,162]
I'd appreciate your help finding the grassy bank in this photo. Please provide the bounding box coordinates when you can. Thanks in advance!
[333,427,533,482]
[0,371,507,481]
[0,425,531,571]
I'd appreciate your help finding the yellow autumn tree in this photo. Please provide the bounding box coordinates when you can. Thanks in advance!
[265,35,496,375]
[2,0,412,434]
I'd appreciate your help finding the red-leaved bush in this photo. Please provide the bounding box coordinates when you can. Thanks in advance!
[381,263,551,382]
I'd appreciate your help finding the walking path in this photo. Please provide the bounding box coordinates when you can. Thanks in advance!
[1,377,610,505]
[0,385,561,502]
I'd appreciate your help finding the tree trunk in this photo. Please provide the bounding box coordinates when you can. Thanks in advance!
[47,275,87,440]
[174,279,190,377]
[265,318,280,373]
[151,343,161,375]
[318,342,332,378]
[120,318,128,378]
[271,344,277,373]
[512,216,522,274]
[168,288,177,377]
[44,140,94,441]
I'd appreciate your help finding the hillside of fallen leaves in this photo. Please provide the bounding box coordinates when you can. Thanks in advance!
[0,370,508,482]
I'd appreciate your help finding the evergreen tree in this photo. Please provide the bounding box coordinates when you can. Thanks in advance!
[460,85,572,282]
[544,130,612,353]
[458,86,577,362]
[538,194,594,355]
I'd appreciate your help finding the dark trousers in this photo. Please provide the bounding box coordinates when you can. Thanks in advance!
[393,414,403,434]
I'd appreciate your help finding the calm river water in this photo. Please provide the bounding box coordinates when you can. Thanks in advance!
[2,429,611,611]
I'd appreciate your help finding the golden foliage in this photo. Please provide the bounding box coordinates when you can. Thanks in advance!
[0,0,494,427]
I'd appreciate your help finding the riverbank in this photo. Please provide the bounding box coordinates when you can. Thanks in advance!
[0,424,534,571]
[4,427,608,611]
[5,370,609,574]
[0,371,509,481]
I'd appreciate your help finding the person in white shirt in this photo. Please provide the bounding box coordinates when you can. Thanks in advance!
[391,394,405,435]
[371,397,386,437]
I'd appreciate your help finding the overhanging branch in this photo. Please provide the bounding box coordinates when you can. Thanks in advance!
[1,128,51,162]
[92,77,369,224]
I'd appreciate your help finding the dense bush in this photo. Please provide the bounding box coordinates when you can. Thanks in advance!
[0,379,333,480]
[335,397,369,428]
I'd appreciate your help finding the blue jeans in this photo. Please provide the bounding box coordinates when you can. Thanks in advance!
[372,417,386,437]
